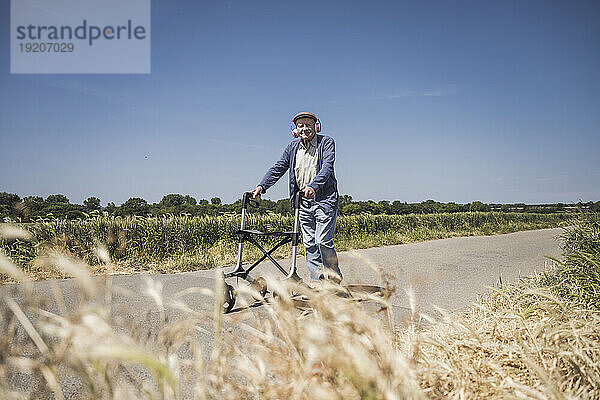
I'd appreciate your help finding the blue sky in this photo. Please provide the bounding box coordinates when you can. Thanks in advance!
[1,0,599,205]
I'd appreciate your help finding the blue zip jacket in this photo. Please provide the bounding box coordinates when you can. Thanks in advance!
[258,134,339,214]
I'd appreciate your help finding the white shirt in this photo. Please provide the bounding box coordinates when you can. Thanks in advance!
[294,134,318,190]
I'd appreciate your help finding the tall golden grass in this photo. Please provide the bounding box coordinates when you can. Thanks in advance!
[0,214,597,398]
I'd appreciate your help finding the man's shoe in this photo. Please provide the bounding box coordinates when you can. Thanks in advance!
[319,272,343,285]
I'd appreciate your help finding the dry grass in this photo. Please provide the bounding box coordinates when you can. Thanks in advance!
[405,285,600,399]
[0,215,598,399]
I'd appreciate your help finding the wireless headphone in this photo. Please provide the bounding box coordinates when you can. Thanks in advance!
[290,111,321,137]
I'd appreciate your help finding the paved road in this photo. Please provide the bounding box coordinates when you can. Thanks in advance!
[4,227,564,317]
[1,228,564,397]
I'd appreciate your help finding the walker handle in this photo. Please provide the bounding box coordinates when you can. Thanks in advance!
[242,192,260,209]
[294,191,312,209]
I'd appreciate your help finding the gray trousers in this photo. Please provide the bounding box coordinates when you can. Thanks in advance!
[299,201,342,281]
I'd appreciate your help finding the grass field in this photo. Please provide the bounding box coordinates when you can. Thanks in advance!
[0,214,597,398]
[0,212,570,281]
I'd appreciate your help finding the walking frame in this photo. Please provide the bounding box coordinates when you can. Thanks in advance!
[221,191,385,313]
[221,191,308,312]
[225,191,308,280]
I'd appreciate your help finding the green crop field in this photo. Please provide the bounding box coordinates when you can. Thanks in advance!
[1,211,570,281]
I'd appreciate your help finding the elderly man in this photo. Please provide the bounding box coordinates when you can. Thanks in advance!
[250,111,342,283]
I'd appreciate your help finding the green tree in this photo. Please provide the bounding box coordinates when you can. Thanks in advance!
[211,197,222,205]
[160,194,186,207]
[118,197,149,216]
[0,192,21,207]
[377,200,392,214]
[469,201,490,212]
[446,202,462,213]
[420,200,438,214]
[342,203,361,215]
[22,196,44,219]
[275,198,292,215]
[338,194,353,214]
[23,195,43,204]
[105,202,117,215]
[392,200,409,214]
[183,195,197,206]
[0,193,23,220]
[46,194,69,204]
[83,197,102,211]
[0,205,10,220]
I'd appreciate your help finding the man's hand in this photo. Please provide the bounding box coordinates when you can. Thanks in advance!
[250,186,263,199]
[304,186,315,200]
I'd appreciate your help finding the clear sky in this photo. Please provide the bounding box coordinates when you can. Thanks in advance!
[1,0,599,205]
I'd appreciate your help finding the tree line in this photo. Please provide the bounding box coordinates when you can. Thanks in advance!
[0,192,598,222]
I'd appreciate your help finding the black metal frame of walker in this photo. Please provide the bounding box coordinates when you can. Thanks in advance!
[224,191,309,283]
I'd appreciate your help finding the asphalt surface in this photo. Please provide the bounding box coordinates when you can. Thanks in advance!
[1,227,564,398]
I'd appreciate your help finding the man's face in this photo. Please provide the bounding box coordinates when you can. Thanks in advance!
[295,117,316,141]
